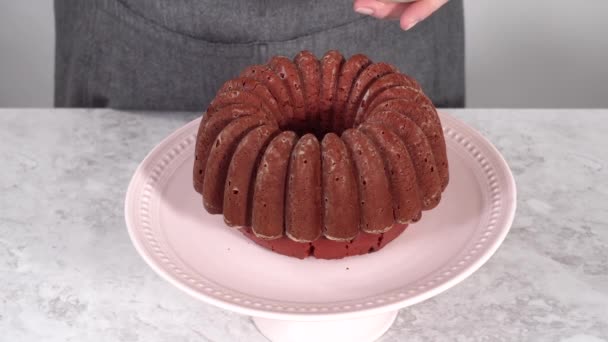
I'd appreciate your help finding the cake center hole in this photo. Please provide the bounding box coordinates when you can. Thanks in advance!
[282,111,351,140]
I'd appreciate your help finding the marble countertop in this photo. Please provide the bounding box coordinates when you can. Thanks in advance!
[1,108,607,341]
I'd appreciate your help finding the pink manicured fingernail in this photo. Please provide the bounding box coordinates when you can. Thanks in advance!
[402,20,419,30]
[355,7,375,16]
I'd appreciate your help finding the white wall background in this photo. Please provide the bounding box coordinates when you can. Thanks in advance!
[464,0,608,108]
[0,2,54,107]
[0,1,607,108]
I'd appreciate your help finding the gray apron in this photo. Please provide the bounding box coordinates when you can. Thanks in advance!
[54,0,464,110]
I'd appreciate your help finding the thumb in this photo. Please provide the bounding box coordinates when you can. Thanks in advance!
[399,0,449,30]
[354,0,411,19]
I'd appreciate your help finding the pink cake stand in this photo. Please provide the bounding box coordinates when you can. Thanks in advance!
[125,112,516,342]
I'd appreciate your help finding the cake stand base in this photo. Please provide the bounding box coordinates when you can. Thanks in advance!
[253,310,398,342]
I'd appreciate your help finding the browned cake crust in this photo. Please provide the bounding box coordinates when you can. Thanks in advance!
[285,134,323,242]
[354,73,419,125]
[202,116,267,213]
[223,125,278,227]
[366,86,422,116]
[214,77,282,123]
[332,54,371,133]
[344,63,396,130]
[269,56,307,127]
[342,129,394,234]
[240,65,293,128]
[321,133,360,241]
[366,111,442,209]
[369,98,449,190]
[319,50,344,134]
[193,104,270,193]
[359,123,422,223]
[251,131,298,239]
[193,51,450,259]
[207,89,274,120]
[364,84,449,191]
[294,51,321,130]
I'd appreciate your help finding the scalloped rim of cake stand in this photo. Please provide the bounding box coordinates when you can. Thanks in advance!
[125,111,517,322]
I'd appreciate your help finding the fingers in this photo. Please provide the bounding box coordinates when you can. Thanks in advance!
[353,0,411,20]
[399,0,449,30]
[354,0,450,30]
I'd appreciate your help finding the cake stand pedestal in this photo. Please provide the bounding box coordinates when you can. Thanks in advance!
[253,311,398,342]
[125,113,516,342]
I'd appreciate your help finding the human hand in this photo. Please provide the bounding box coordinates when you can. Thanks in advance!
[353,0,449,30]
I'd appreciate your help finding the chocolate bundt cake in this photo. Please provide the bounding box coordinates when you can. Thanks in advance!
[193,50,449,259]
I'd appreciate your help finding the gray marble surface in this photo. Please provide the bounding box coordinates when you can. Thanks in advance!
[1,108,607,342]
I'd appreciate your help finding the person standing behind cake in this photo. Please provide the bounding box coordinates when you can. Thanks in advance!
[54,0,463,110]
